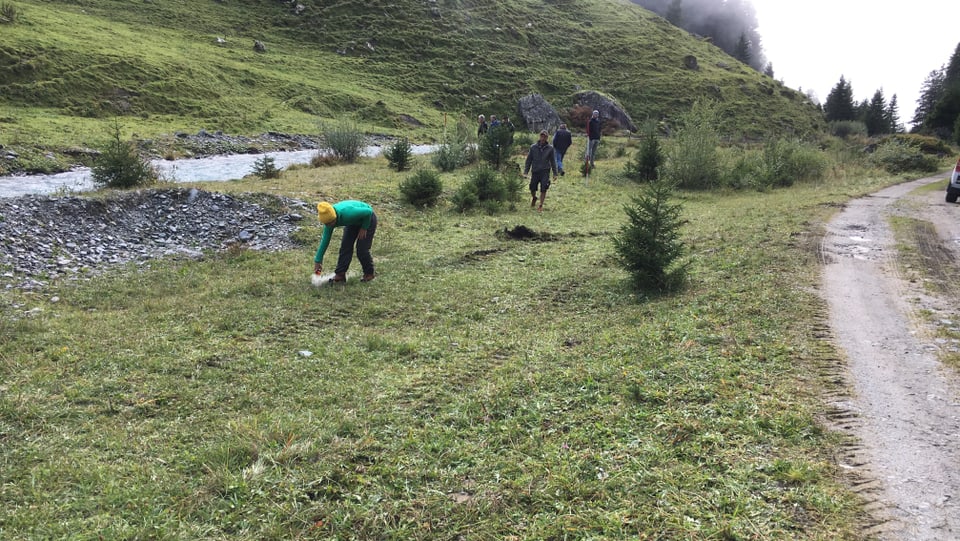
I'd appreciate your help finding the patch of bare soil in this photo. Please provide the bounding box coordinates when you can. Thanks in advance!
[819,173,960,540]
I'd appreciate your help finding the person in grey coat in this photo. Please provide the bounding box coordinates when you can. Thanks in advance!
[524,130,559,212]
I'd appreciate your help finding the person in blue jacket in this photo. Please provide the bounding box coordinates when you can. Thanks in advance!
[551,123,572,176]
[314,200,377,282]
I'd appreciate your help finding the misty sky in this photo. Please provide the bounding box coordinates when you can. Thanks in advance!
[752,0,960,128]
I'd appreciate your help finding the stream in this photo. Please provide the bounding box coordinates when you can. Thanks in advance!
[0,144,436,198]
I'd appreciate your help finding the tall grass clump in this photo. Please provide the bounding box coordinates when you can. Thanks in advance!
[399,169,443,208]
[613,177,688,293]
[433,132,472,172]
[0,2,17,23]
[868,139,940,174]
[384,137,413,172]
[663,100,721,190]
[320,116,366,163]
[91,124,157,189]
[451,165,521,213]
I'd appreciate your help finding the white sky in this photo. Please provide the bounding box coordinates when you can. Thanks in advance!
[752,0,960,129]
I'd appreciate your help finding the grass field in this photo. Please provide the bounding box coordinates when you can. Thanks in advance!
[0,144,935,539]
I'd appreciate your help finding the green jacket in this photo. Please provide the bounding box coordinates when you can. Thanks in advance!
[314,200,374,263]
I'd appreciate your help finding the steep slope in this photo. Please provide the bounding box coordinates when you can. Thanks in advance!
[0,0,822,152]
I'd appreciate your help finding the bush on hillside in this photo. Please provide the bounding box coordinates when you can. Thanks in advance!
[399,169,443,208]
[883,133,950,155]
[663,100,721,190]
[451,165,520,213]
[320,116,366,163]
[613,177,688,293]
[828,120,867,138]
[384,137,413,172]
[92,124,158,189]
[868,140,939,174]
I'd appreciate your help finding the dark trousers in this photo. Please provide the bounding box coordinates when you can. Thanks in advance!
[335,212,377,275]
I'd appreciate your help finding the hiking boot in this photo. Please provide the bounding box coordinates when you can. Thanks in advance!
[331,273,347,283]
[560,169,565,176]
[361,273,375,282]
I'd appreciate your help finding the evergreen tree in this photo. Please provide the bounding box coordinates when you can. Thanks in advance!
[927,42,960,139]
[886,94,902,133]
[734,33,751,65]
[824,76,856,122]
[864,89,888,136]
[763,62,774,78]
[913,67,945,130]
[666,0,682,25]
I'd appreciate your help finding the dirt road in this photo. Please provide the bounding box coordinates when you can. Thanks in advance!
[820,173,960,539]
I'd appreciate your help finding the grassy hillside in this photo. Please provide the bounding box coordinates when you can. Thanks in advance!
[0,0,822,165]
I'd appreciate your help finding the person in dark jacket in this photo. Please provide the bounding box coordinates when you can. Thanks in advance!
[524,130,559,212]
[586,110,602,169]
[551,123,572,176]
[477,114,488,138]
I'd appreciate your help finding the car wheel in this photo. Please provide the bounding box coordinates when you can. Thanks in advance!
[947,192,958,203]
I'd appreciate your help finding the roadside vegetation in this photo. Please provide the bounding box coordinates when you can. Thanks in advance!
[2,122,954,538]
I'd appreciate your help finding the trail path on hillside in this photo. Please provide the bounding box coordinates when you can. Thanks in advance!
[819,173,960,539]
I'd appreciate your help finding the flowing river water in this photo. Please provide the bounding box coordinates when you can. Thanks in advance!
[0,144,437,198]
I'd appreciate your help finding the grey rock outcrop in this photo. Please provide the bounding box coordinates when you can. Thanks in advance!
[574,91,637,133]
[517,94,561,133]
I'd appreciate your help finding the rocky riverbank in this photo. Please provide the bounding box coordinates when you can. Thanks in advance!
[0,187,312,291]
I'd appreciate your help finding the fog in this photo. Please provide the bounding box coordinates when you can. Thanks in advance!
[632,0,767,72]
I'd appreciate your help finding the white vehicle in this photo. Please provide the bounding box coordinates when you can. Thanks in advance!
[946,157,960,203]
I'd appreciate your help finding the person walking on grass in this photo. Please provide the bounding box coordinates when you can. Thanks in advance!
[586,110,602,170]
[552,123,572,176]
[524,130,558,212]
[314,200,377,282]
[477,114,488,137]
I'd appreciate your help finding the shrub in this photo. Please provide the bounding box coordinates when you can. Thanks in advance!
[399,169,443,208]
[828,120,867,138]
[320,116,366,163]
[624,124,663,182]
[885,133,951,155]
[757,138,827,187]
[384,137,413,172]
[0,2,18,23]
[663,100,721,190]
[91,124,157,189]
[251,155,281,179]
[868,139,939,174]
[478,125,515,169]
[613,178,688,293]
[452,165,519,213]
[432,132,471,172]
[310,152,340,167]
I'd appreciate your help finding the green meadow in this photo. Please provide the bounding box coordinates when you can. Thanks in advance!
[0,139,936,539]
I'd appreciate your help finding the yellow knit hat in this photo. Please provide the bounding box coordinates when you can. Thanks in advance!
[316,202,337,225]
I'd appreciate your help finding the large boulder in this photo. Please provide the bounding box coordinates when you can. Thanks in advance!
[517,94,562,133]
[574,91,637,132]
